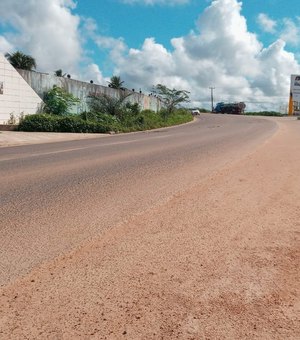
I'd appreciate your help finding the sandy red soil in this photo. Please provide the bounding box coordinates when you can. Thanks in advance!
[0,118,299,339]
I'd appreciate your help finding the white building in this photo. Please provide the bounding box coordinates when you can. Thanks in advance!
[0,53,43,124]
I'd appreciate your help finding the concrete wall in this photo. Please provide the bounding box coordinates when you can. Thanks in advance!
[18,70,163,114]
[0,54,43,124]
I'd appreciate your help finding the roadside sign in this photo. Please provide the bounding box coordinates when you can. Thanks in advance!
[289,75,300,115]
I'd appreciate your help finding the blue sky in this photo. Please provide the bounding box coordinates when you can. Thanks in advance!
[1,0,300,110]
[76,0,299,56]
[71,0,300,76]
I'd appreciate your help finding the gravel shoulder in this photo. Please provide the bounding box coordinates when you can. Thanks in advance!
[0,117,299,339]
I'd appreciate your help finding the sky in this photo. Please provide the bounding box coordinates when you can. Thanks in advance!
[0,0,300,111]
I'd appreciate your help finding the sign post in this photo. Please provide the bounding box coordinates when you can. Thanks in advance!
[289,75,300,115]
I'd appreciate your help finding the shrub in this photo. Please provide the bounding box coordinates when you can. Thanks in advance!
[80,111,120,128]
[198,107,210,113]
[153,84,190,116]
[43,86,80,115]
[88,92,132,118]
[117,108,193,132]
[18,108,193,134]
[18,114,58,132]
[18,114,114,133]
[245,111,284,117]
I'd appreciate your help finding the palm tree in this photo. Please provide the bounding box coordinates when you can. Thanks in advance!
[108,76,125,89]
[5,51,36,71]
[54,69,66,77]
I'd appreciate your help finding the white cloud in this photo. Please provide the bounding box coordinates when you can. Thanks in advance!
[82,17,127,68]
[253,39,299,96]
[121,0,189,5]
[0,0,299,111]
[0,36,14,54]
[280,18,300,46]
[111,0,300,111]
[94,36,127,65]
[257,13,277,33]
[115,38,177,89]
[0,0,82,73]
[83,63,108,85]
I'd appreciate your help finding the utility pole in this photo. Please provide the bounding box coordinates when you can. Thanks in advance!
[209,87,215,112]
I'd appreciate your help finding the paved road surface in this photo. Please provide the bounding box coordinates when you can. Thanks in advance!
[0,114,275,286]
[1,114,299,339]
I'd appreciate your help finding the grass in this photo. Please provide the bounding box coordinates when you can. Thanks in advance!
[18,109,193,133]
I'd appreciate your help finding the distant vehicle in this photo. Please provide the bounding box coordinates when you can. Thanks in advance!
[191,109,200,115]
[213,102,246,115]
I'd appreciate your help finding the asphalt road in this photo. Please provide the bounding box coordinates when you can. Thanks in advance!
[0,114,277,286]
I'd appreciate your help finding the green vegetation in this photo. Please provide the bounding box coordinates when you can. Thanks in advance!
[245,111,284,117]
[18,82,192,133]
[5,51,36,71]
[43,86,80,115]
[153,84,190,117]
[116,108,193,132]
[88,92,132,118]
[86,92,192,131]
[18,114,114,133]
[54,69,66,77]
[198,108,210,113]
[19,108,192,133]
[108,76,125,89]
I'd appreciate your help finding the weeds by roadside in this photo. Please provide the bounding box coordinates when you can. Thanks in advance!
[18,109,193,133]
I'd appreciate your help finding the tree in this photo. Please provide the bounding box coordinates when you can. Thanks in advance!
[88,92,132,118]
[153,84,190,116]
[43,86,80,115]
[5,51,36,71]
[108,76,125,89]
[54,69,66,77]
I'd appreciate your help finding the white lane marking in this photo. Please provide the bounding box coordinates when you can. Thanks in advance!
[0,134,173,162]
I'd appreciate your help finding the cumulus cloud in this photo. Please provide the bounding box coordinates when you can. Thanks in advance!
[121,0,189,5]
[0,36,14,54]
[83,63,108,85]
[280,18,300,46]
[0,0,82,73]
[0,0,299,111]
[115,38,178,88]
[111,0,300,110]
[82,17,127,69]
[257,13,277,33]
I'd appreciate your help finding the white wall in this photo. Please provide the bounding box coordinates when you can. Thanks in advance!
[0,53,43,124]
[18,69,163,114]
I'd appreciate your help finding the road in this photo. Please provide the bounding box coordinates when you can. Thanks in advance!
[0,114,274,285]
[0,114,299,339]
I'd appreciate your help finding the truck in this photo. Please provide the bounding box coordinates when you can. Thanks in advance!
[213,102,246,115]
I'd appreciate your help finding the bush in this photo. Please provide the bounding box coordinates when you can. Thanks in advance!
[198,107,210,113]
[80,111,120,128]
[88,92,132,118]
[18,109,193,134]
[245,111,284,117]
[18,114,115,133]
[117,108,193,132]
[43,86,80,115]
[18,114,58,132]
